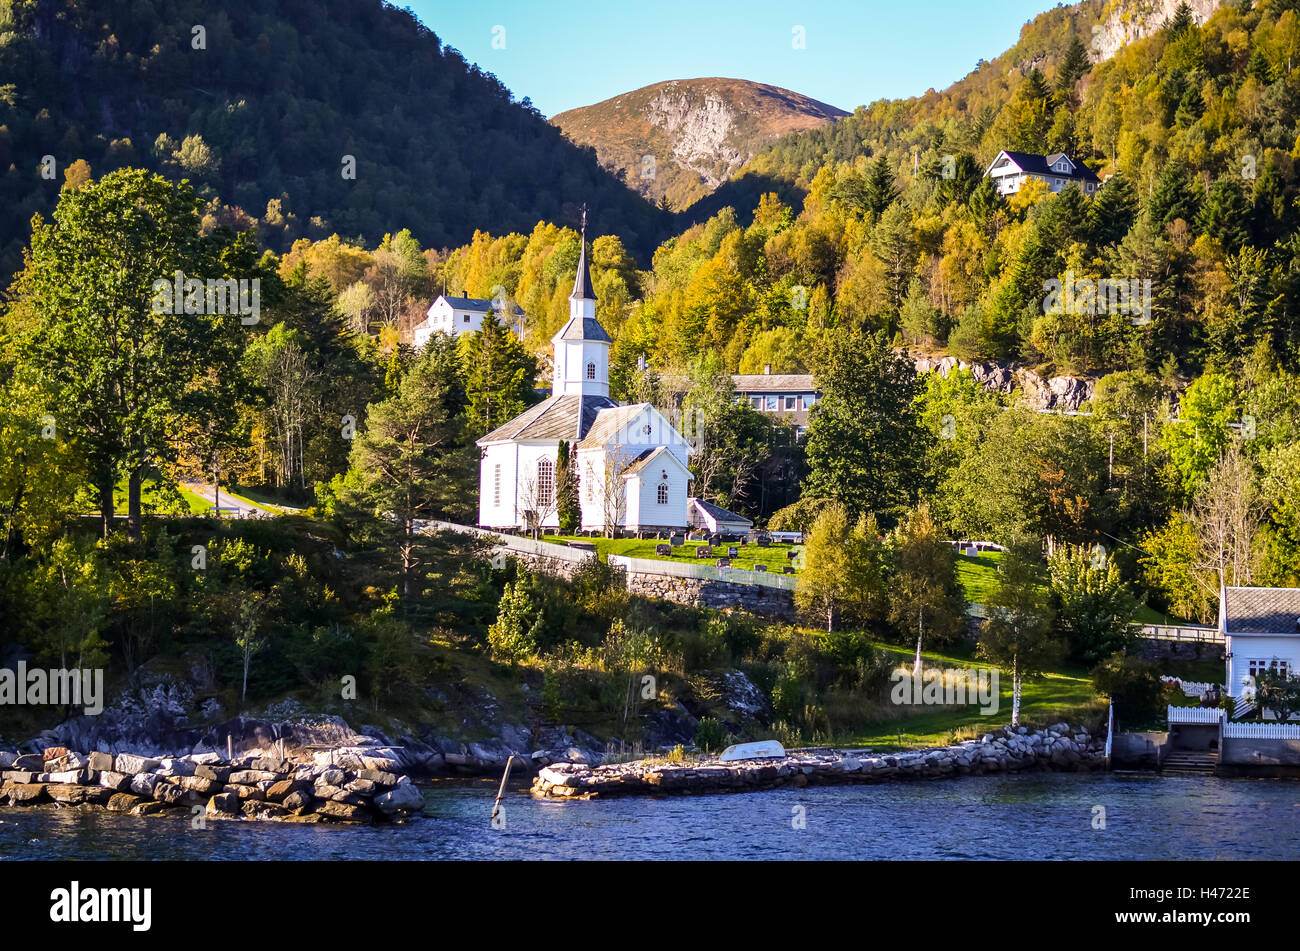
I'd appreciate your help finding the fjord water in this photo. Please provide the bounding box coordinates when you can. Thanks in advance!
[3,772,1297,860]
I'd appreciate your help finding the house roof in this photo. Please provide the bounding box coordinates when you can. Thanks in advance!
[620,445,691,480]
[690,496,754,528]
[732,373,817,392]
[1224,586,1300,635]
[553,314,613,343]
[989,150,1101,184]
[432,295,523,315]
[476,394,618,445]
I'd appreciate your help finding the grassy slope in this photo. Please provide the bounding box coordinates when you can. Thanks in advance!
[542,534,803,573]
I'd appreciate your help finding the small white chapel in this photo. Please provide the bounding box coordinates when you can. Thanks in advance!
[475,221,694,534]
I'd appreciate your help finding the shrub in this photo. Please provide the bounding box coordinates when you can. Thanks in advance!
[1091,654,1165,726]
[694,716,729,753]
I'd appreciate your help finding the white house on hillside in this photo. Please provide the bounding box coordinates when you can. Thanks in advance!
[1221,586,1300,704]
[412,294,524,348]
[475,223,694,534]
[985,150,1102,197]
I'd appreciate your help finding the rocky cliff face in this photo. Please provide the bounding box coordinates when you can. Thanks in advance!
[1090,0,1222,62]
[552,78,847,210]
[913,354,1095,412]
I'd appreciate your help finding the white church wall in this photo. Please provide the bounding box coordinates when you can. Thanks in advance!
[479,442,562,529]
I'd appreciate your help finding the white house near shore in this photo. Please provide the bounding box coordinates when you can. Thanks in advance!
[412,294,524,348]
[1221,585,1300,704]
[475,225,695,534]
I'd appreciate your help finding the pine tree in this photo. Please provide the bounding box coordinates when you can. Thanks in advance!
[1087,170,1138,245]
[863,155,899,219]
[1054,36,1091,107]
[1147,160,1200,227]
[1197,177,1252,253]
[1166,2,1195,39]
[459,313,539,435]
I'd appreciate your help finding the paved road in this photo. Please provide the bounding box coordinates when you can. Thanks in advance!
[182,482,278,518]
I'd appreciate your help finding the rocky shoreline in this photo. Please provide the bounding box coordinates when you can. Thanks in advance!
[0,745,424,824]
[532,724,1105,800]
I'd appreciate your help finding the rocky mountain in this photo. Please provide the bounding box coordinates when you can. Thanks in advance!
[552,78,848,211]
[1090,0,1222,62]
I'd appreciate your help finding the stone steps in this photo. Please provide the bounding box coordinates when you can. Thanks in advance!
[1161,750,1219,775]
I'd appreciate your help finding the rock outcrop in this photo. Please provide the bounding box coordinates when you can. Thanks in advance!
[913,354,1095,412]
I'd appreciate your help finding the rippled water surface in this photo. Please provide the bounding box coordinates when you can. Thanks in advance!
[2,772,1298,860]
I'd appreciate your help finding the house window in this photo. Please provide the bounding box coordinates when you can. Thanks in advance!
[463,314,470,323]
[657,482,668,505]
[586,362,596,380]
[765,395,778,411]
[1249,659,1290,680]
[750,396,762,409]
[536,459,554,508]
[784,395,797,411]
[802,394,816,410]
[493,464,501,506]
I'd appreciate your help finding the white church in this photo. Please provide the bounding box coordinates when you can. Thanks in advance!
[476,227,694,535]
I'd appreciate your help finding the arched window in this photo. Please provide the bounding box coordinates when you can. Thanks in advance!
[586,362,596,380]
[657,482,669,505]
[537,459,554,508]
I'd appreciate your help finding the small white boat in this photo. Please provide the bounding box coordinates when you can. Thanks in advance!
[718,740,786,762]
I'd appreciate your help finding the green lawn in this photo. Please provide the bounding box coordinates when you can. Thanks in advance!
[954,552,1189,626]
[541,534,803,573]
[828,638,1105,751]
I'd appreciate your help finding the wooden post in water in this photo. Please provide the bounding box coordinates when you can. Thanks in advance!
[491,755,515,825]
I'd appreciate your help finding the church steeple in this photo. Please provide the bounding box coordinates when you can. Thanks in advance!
[552,204,611,397]
[570,208,594,301]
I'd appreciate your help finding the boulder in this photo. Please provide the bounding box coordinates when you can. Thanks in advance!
[129,773,159,797]
[115,754,161,775]
[46,769,86,785]
[241,800,289,821]
[179,775,218,795]
[357,769,399,787]
[314,800,368,822]
[195,764,231,783]
[130,800,168,816]
[266,778,310,801]
[206,793,240,817]
[97,771,131,792]
[156,758,196,778]
[4,782,48,804]
[14,754,43,771]
[86,751,114,772]
[282,790,313,812]
[317,768,346,787]
[152,782,190,805]
[107,793,144,812]
[373,783,423,816]
[222,784,265,802]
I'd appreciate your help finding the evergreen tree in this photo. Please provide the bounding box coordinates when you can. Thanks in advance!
[1146,160,1200,227]
[1054,36,1091,107]
[1087,170,1138,245]
[863,155,899,219]
[1166,2,1195,39]
[459,313,539,436]
[555,440,580,534]
[1197,177,1252,254]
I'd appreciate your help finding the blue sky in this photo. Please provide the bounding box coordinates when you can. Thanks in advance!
[407,0,1057,117]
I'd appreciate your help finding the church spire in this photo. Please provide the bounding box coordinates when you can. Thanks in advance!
[570,204,594,300]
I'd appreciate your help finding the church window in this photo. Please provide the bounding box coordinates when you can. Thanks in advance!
[585,463,594,500]
[586,362,596,380]
[537,459,554,508]
[493,464,501,506]
[657,482,669,505]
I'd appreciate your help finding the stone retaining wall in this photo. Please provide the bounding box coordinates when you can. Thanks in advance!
[533,723,1103,799]
[624,570,796,619]
[0,746,424,824]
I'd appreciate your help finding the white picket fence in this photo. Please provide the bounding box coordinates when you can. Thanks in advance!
[1140,624,1224,644]
[1161,676,1217,698]
[1167,705,1224,724]
[607,554,799,591]
[1224,721,1300,739]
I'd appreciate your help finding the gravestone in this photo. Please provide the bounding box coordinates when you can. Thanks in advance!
[756,536,771,547]
[715,558,731,568]
[655,544,672,556]
[754,564,767,572]
[695,546,711,558]
[728,546,739,558]
[966,546,978,557]
[669,534,684,547]
[787,549,799,560]
[782,566,796,574]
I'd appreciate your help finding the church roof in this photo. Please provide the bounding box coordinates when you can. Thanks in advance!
[577,403,651,449]
[570,236,594,300]
[553,315,613,343]
[476,394,618,445]
[620,445,691,480]
[433,295,523,315]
